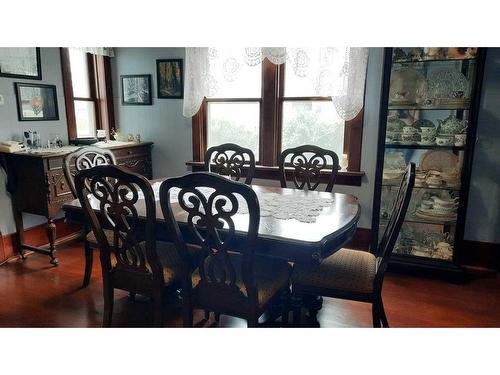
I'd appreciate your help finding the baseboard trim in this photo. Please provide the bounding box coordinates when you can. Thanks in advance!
[0,219,82,265]
[461,240,500,270]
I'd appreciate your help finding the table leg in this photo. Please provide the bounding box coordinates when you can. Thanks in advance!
[304,294,323,326]
[46,219,58,266]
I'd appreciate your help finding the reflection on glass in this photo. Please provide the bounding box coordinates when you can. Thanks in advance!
[207,102,260,157]
[282,101,344,158]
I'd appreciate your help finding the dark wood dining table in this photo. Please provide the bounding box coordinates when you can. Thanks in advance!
[63,181,360,265]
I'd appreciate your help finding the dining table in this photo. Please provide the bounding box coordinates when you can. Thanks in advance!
[63,179,361,323]
[62,180,361,266]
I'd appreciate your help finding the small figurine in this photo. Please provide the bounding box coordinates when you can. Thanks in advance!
[127,133,134,142]
[135,134,141,143]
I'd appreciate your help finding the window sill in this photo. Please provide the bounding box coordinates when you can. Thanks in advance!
[186,161,365,187]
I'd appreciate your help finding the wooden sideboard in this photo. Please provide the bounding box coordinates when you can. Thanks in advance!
[0,141,153,265]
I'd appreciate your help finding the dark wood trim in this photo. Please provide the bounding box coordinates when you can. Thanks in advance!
[462,240,500,271]
[260,59,280,166]
[0,218,82,266]
[187,161,364,186]
[190,58,365,176]
[60,48,114,142]
[192,98,207,162]
[344,109,364,172]
[345,227,371,250]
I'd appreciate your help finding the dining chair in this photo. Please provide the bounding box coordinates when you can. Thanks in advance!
[278,145,339,192]
[205,143,256,184]
[63,146,117,288]
[291,162,416,327]
[159,172,291,327]
[74,165,183,327]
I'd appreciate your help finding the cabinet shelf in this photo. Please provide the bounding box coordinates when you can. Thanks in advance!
[388,103,471,111]
[382,183,460,191]
[393,57,477,64]
[380,214,457,226]
[384,144,465,151]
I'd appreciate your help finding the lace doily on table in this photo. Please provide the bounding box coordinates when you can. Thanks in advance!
[140,182,335,223]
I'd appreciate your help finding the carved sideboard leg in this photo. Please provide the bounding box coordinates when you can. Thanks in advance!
[46,219,58,266]
[12,205,26,260]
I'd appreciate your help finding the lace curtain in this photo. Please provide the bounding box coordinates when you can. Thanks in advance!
[71,47,115,57]
[183,47,369,121]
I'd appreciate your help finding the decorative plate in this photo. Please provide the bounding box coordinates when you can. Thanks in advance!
[420,149,459,172]
[427,69,469,99]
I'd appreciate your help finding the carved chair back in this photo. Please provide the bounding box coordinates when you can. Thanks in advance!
[159,172,260,309]
[374,162,415,288]
[205,143,256,184]
[279,145,339,192]
[75,165,164,286]
[63,146,117,198]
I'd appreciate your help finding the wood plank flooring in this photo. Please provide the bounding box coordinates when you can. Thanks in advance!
[1,243,500,327]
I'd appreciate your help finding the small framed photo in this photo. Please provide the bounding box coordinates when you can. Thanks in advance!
[0,48,42,80]
[156,59,183,99]
[121,74,152,105]
[14,82,59,121]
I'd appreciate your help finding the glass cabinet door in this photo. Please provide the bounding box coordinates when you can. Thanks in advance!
[378,47,480,263]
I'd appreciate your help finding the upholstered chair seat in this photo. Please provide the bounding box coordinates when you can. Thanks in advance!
[292,248,376,295]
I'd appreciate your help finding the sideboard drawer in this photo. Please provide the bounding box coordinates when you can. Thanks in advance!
[112,144,151,159]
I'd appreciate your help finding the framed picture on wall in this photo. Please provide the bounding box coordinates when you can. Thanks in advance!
[156,59,183,99]
[14,82,59,121]
[0,48,42,80]
[121,74,152,105]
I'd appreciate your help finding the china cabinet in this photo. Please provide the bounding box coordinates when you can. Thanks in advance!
[372,48,487,281]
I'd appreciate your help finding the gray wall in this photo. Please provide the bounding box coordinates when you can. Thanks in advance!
[464,48,500,243]
[111,48,192,179]
[0,47,68,234]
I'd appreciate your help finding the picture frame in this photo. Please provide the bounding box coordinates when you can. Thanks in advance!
[121,74,152,105]
[0,48,42,80]
[156,59,183,99]
[14,82,59,121]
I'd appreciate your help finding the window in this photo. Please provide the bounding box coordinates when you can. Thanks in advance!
[191,55,365,186]
[60,48,114,140]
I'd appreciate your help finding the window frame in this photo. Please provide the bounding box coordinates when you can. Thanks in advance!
[189,59,365,186]
[60,48,115,141]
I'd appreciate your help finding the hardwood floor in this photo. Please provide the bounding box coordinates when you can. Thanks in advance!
[1,243,500,327]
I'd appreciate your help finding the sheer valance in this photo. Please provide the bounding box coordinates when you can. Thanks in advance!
[70,47,114,57]
[183,47,369,121]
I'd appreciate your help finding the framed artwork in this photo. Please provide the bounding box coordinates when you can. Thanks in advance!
[156,59,183,98]
[14,82,59,121]
[0,48,42,80]
[121,74,152,105]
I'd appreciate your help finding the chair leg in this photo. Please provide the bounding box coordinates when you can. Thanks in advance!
[372,302,382,328]
[152,292,163,328]
[214,313,220,323]
[82,241,93,288]
[102,284,114,328]
[291,293,303,326]
[379,298,389,328]
[281,288,291,327]
[204,309,210,320]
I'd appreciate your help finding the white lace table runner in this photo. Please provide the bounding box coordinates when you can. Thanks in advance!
[146,182,334,223]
